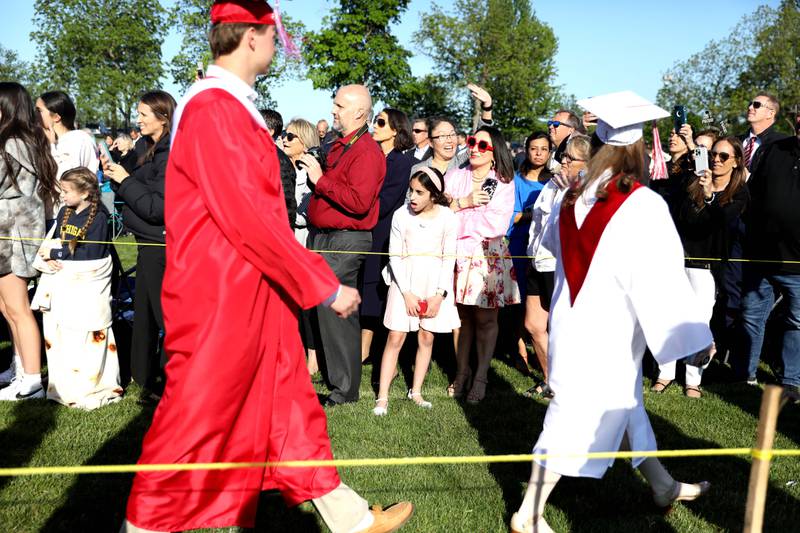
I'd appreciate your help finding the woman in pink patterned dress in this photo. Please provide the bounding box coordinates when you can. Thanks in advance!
[444,126,519,403]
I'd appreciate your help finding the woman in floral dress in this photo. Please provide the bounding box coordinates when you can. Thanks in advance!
[444,126,519,403]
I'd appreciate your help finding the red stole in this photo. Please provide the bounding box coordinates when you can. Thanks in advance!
[559,176,642,305]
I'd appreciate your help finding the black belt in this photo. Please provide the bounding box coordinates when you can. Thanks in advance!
[685,259,712,270]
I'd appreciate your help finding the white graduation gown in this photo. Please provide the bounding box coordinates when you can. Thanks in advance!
[533,172,712,478]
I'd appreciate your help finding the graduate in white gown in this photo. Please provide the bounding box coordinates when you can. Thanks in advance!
[510,92,713,533]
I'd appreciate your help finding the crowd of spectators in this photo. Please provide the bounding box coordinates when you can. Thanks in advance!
[1,77,799,411]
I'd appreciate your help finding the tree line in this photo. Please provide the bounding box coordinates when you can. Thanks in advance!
[0,0,797,140]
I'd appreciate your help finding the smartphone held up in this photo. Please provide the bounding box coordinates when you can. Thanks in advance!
[693,146,709,176]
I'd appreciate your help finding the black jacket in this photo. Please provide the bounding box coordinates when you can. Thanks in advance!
[673,181,749,271]
[739,124,789,172]
[113,134,169,243]
[404,145,432,163]
[277,149,297,227]
[360,149,414,317]
[744,135,800,274]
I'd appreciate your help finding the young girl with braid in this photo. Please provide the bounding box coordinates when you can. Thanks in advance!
[32,166,122,409]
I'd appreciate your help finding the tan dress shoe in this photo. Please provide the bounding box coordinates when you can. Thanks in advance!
[356,502,414,533]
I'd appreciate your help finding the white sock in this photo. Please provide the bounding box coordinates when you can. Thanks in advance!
[20,372,42,391]
[347,511,374,533]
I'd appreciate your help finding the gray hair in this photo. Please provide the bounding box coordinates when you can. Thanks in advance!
[555,109,586,134]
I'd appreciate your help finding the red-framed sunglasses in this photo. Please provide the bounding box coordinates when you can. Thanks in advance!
[466,136,494,153]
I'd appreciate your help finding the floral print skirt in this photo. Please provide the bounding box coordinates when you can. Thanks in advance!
[455,237,521,309]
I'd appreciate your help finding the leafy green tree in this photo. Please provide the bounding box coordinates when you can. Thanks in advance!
[303,0,413,104]
[392,74,469,127]
[0,45,37,91]
[169,0,305,108]
[413,0,559,139]
[31,0,167,130]
[656,5,777,139]
[734,0,800,133]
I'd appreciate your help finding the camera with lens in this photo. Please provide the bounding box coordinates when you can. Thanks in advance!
[295,146,327,171]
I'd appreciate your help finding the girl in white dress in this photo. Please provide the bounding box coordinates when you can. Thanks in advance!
[373,167,460,415]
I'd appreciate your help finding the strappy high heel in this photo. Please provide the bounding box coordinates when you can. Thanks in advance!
[466,376,487,405]
[407,389,432,409]
[447,369,472,398]
[372,398,388,416]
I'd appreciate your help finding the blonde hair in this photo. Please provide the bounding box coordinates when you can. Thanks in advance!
[59,167,100,255]
[286,118,320,150]
[565,134,591,162]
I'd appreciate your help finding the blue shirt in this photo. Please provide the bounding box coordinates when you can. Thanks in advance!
[507,172,548,255]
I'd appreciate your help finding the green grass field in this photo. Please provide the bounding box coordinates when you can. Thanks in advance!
[0,238,798,532]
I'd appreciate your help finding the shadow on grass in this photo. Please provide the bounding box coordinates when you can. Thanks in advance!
[38,403,153,533]
[452,365,547,524]
[0,400,57,494]
[252,493,322,532]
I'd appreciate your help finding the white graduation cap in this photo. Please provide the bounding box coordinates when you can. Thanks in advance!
[577,90,669,146]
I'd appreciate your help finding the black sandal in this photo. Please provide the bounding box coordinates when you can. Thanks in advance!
[650,379,673,393]
[524,381,554,399]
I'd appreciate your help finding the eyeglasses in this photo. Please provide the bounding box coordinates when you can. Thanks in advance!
[560,154,584,164]
[547,120,573,129]
[373,117,387,128]
[710,151,732,163]
[431,132,458,142]
[280,131,297,142]
[749,100,773,111]
[412,128,427,134]
[466,136,494,153]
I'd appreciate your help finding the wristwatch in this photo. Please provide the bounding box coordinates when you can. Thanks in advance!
[435,288,448,298]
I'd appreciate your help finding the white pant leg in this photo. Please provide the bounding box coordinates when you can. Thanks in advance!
[657,360,677,381]
[684,268,716,386]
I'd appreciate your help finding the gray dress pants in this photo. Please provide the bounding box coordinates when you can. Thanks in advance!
[311,230,371,402]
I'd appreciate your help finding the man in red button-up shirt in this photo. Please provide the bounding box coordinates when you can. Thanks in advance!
[300,84,386,405]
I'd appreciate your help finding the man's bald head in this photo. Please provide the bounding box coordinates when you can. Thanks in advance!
[331,84,372,135]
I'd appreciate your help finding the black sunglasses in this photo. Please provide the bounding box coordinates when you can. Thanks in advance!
[412,128,426,134]
[280,131,297,142]
[373,117,387,128]
[710,150,732,163]
[749,100,772,110]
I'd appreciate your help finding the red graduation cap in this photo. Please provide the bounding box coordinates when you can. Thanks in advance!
[210,0,276,25]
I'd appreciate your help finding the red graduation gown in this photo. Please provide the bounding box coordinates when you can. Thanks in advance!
[126,89,341,531]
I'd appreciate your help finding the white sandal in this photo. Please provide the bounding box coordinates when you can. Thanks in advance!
[407,389,432,409]
[372,398,388,416]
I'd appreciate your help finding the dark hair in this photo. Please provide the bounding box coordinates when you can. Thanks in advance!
[474,125,514,183]
[427,116,456,139]
[564,141,646,207]
[59,167,101,255]
[410,168,449,206]
[0,82,59,207]
[209,23,269,58]
[519,131,552,176]
[138,90,176,165]
[687,136,746,208]
[39,91,77,131]
[382,108,413,152]
[694,128,720,145]
[260,109,283,139]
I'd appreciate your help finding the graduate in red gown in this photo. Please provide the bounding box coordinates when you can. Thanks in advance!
[121,2,413,532]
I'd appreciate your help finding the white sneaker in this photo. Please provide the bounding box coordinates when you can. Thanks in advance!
[0,376,45,401]
[0,356,20,388]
